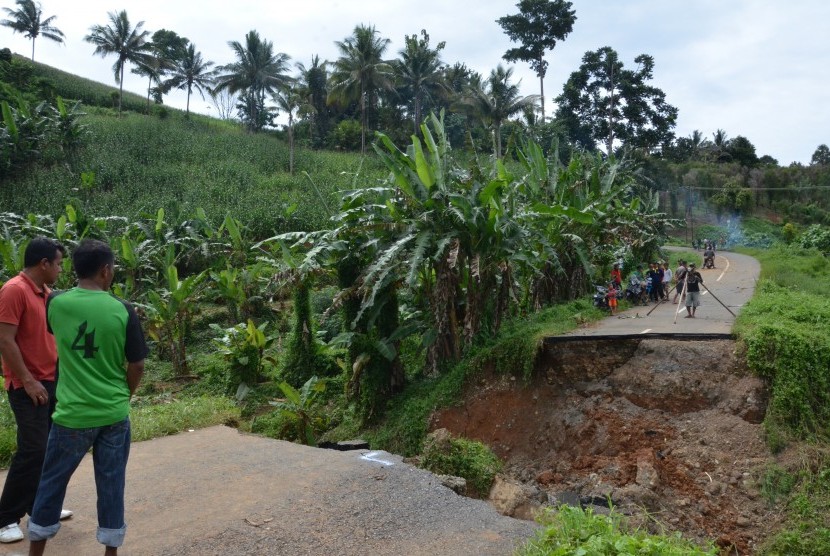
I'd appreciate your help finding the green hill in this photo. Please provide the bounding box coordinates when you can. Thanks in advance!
[1,53,385,237]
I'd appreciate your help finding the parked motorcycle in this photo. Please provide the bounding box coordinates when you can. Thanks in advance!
[593,285,610,310]
[625,277,649,306]
[703,249,715,269]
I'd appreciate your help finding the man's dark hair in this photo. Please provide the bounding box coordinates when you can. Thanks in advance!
[24,237,66,268]
[72,239,114,280]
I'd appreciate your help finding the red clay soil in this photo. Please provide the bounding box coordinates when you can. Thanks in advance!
[432,338,784,555]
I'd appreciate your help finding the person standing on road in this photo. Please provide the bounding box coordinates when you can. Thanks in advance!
[28,239,148,556]
[684,262,704,318]
[610,263,622,289]
[0,238,73,545]
[672,260,687,304]
[661,262,672,300]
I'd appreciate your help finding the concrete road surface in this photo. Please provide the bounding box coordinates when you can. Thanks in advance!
[569,251,760,337]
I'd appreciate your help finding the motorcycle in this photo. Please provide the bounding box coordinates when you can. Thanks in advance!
[703,250,715,269]
[593,285,610,310]
[625,277,649,306]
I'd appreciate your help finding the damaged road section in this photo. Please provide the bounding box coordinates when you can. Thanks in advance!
[431,337,778,555]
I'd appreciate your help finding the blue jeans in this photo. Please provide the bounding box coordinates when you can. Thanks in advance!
[28,418,131,547]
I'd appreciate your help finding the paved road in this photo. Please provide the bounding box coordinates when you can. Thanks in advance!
[568,251,760,337]
[0,427,535,556]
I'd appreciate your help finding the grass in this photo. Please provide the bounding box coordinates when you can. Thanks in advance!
[1,107,386,239]
[731,245,830,554]
[517,505,716,555]
[130,395,240,442]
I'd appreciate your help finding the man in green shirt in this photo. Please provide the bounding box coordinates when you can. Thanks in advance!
[28,239,148,556]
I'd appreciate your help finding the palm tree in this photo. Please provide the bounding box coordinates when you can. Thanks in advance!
[466,64,539,157]
[271,85,301,173]
[214,30,292,132]
[394,30,447,136]
[0,0,64,61]
[296,55,329,147]
[84,10,150,115]
[163,44,216,117]
[330,24,393,154]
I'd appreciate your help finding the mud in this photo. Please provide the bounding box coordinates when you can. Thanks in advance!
[431,338,781,554]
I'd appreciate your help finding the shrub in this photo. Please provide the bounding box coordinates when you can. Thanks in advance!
[518,505,716,555]
[420,432,502,497]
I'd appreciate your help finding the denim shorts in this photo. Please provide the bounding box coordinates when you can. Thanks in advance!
[28,418,131,547]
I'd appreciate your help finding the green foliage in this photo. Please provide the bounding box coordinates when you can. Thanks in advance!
[211,319,277,394]
[276,377,327,445]
[0,396,16,468]
[1,112,383,238]
[798,225,830,253]
[518,505,717,555]
[144,265,206,375]
[735,247,830,443]
[760,464,798,506]
[281,282,338,387]
[759,455,830,555]
[421,435,502,497]
[366,299,604,457]
[129,395,240,442]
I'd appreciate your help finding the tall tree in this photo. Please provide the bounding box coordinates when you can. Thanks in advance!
[271,85,300,173]
[214,30,292,132]
[466,64,539,157]
[133,29,189,109]
[394,30,447,135]
[163,43,215,117]
[811,144,830,166]
[555,46,677,154]
[296,55,329,147]
[330,24,393,154]
[84,10,150,115]
[0,0,64,61]
[497,0,576,122]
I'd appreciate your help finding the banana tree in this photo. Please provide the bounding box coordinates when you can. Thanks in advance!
[144,265,206,376]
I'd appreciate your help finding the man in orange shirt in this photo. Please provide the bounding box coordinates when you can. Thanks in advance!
[0,238,71,544]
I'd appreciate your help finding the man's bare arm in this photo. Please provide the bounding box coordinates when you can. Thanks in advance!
[0,322,48,404]
[126,360,145,396]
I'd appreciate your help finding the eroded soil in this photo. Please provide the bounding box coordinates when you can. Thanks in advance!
[432,338,781,554]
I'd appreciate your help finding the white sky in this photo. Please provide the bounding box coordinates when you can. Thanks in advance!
[2,0,828,164]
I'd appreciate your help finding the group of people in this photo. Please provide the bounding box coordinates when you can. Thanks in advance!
[0,238,148,555]
[608,258,705,318]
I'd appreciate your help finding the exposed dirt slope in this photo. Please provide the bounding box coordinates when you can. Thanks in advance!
[432,338,780,554]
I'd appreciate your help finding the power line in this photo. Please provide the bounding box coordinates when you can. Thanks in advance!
[682,186,830,191]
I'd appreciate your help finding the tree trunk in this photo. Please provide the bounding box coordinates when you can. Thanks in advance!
[426,254,460,376]
[538,60,545,122]
[30,38,35,61]
[119,64,124,116]
[360,86,366,155]
[288,114,294,174]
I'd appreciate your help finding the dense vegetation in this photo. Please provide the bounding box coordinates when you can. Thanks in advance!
[2,6,830,551]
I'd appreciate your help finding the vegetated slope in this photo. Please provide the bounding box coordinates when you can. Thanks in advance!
[2,110,386,236]
[433,338,780,555]
[19,53,151,114]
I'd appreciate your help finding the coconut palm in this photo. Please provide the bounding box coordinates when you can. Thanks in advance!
[0,0,64,61]
[466,64,539,157]
[163,44,216,117]
[271,85,301,173]
[295,55,329,147]
[84,10,150,115]
[394,30,447,135]
[214,30,292,132]
[330,24,393,154]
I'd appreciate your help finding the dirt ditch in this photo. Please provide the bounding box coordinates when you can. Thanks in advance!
[431,338,781,554]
